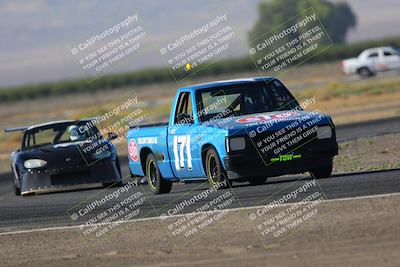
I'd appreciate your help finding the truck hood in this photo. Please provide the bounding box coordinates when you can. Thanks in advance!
[203,110,332,135]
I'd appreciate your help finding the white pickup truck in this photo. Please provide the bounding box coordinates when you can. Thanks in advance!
[341,46,400,77]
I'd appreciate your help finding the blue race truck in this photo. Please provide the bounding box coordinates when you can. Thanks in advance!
[127,77,338,194]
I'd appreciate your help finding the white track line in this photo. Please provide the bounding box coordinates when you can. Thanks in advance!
[0,191,399,237]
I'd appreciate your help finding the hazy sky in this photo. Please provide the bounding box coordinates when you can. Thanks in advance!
[1,0,399,87]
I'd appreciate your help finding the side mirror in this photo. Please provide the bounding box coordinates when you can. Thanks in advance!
[107,132,118,141]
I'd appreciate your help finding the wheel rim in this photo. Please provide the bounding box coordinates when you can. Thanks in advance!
[207,155,219,184]
[361,68,369,76]
[147,160,157,190]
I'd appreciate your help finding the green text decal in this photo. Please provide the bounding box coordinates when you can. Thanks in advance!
[271,154,301,162]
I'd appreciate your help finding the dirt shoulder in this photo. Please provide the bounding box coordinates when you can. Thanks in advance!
[334,132,400,173]
[1,193,399,267]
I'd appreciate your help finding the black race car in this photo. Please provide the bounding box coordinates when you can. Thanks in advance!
[5,119,122,196]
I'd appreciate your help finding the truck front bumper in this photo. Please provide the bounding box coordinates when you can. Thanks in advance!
[224,139,338,180]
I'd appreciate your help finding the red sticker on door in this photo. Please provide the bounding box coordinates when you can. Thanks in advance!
[128,139,139,161]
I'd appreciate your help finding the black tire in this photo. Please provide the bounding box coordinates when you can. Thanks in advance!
[248,177,267,186]
[145,153,172,194]
[103,181,123,188]
[103,158,123,188]
[358,67,373,78]
[115,157,122,178]
[12,167,21,196]
[14,184,21,196]
[205,148,230,189]
[309,161,333,179]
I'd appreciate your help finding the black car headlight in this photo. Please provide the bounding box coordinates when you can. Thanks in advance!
[24,159,47,169]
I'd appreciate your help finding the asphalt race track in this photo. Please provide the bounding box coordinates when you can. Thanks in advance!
[0,117,399,233]
[335,116,400,141]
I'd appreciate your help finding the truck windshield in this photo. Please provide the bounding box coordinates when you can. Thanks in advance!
[196,80,300,122]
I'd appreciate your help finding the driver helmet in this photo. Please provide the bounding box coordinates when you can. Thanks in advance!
[68,125,85,141]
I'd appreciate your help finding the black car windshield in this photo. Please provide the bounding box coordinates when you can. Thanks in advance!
[196,80,300,122]
[23,122,100,149]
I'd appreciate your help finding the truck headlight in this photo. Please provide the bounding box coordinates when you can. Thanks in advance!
[229,137,246,151]
[317,126,332,139]
[24,159,47,169]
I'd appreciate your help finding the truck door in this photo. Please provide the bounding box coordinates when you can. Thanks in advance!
[168,91,203,179]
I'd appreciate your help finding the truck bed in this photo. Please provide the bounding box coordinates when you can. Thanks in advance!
[129,122,168,129]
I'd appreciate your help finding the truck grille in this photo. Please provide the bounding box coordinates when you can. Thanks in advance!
[248,126,318,160]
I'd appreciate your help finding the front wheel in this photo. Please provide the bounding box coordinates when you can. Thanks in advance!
[12,167,21,196]
[146,153,172,194]
[115,157,122,178]
[309,161,333,179]
[205,148,230,189]
[14,184,21,196]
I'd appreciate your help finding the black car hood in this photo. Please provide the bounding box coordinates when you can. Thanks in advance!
[20,140,111,166]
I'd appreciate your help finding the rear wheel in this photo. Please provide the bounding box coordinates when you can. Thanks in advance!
[146,153,172,194]
[103,181,123,188]
[309,160,333,179]
[103,158,123,188]
[358,67,373,78]
[205,148,230,189]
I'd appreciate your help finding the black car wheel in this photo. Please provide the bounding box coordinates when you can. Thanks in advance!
[116,157,122,178]
[12,167,21,196]
[102,181,123,188]
[205,148,230,189]
[248,177,267,186]
[14,184,21,196]
[309,160,333,179]
[145,153,172,194]
[103,158,123,188]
